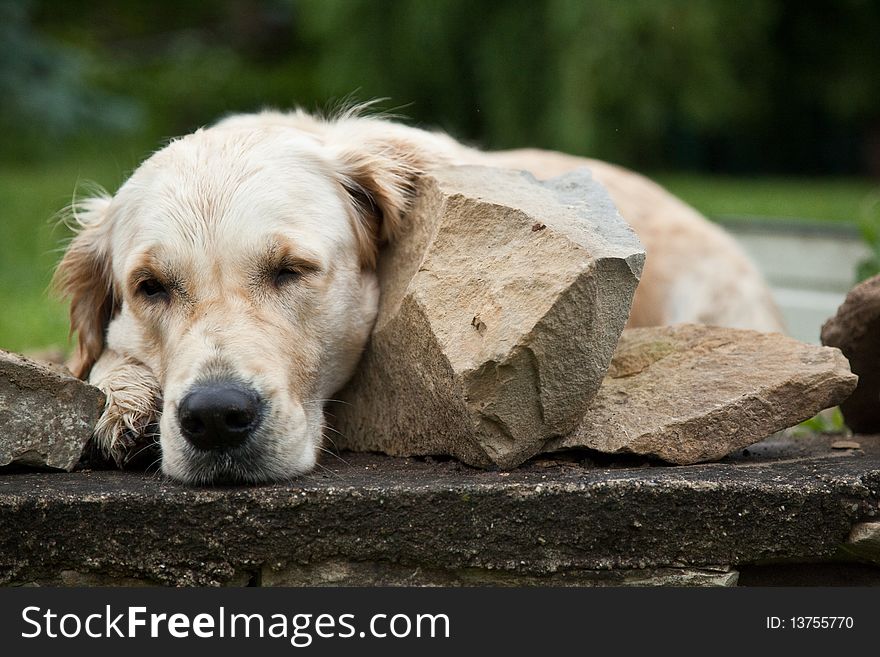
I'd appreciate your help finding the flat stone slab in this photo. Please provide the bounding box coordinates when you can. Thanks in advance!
[1,433,878,586]
[334,166,644,469]
[0,350,105,471]
[546,325,857,464]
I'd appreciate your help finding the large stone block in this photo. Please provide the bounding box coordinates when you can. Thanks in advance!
[334,166,645,468]
[546,325,858,464]
[0,349,104,471]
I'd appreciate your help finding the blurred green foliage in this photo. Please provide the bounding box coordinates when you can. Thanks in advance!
[3,0,880,174]
[794,407,848,436]
[0,146,137,353]
[856,190,880,281]
[0,0,142,161]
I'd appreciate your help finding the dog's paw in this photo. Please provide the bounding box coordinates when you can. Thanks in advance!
[88,351,162,467]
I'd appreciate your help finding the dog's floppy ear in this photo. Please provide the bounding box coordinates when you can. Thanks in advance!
[53,196,116,379]
[328,129,425,269]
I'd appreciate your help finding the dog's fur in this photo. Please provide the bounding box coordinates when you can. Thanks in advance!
[55,108,783,484]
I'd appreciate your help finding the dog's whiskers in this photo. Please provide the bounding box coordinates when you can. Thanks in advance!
[308,458,344,481]
[307,398,352,407]
[145,456,164,477]
[321,431,339,452]
[317,443,351,469]
[123,439,161,466]
[322,423,346,439]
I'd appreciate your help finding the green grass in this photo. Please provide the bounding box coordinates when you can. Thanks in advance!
[655,173,877,224]
[1,151,877,353]
[0,144,148,354]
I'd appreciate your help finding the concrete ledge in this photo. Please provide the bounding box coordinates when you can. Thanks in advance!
[2,434,879,586]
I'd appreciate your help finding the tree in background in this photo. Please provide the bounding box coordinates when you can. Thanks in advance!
[5,0,880,175]
[0,0,141,160]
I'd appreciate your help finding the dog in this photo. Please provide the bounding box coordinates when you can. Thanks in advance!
[54,107,783,484]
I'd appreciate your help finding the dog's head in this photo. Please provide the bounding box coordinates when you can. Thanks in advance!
[55,110,437,483]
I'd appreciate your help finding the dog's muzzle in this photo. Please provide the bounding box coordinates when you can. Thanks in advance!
[177,380,264,451]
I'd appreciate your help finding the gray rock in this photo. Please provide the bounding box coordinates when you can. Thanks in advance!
[546,325,858,464]
[334,166,644,469]
[0,349,105,471]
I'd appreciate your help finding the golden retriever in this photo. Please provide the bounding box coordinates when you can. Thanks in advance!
[54,107,782,484]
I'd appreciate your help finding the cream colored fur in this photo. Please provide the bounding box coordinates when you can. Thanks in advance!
[55,108,783,483]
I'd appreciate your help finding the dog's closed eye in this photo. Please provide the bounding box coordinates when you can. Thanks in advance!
[263,251,322,291]
[136,277,169,300]
[273,266,303,288]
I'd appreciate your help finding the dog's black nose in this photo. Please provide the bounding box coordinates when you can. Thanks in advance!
[177,382,263,451]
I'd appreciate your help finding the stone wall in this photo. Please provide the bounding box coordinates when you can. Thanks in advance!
[2,433,879,587]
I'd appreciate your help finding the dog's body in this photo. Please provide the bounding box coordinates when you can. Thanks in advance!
[55,109,782,484]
